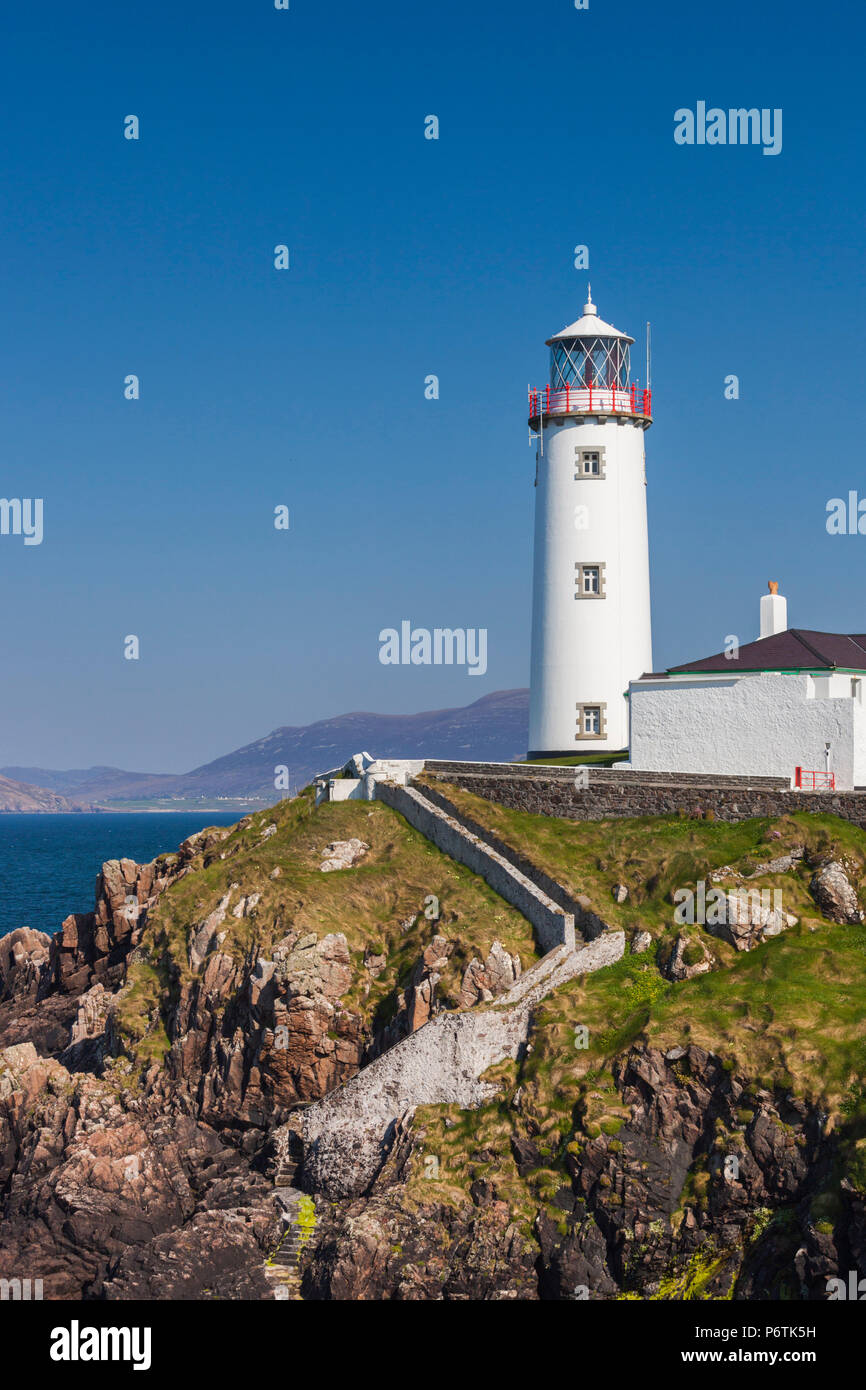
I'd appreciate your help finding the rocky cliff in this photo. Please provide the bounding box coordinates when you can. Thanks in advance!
[1,788,865,1300]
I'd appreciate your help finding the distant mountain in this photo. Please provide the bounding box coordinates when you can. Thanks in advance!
[0,773,93,813]
[2,689,530,806]
[2,766,174,798]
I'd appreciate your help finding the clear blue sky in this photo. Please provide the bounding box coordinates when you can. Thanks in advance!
[1,0,863,771]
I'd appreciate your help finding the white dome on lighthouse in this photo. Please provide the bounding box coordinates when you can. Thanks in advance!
[546,288,634,345]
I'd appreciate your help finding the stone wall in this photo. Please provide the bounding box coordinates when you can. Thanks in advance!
[418,781,609,941]
[374,781,576,952]
[424,760,790,790]
[423,771,866,828]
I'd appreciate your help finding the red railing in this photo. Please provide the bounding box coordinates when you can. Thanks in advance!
[794,767,836,790]
[528,383,652,419]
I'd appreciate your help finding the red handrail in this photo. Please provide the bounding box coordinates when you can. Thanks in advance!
[528,383,653,419]
[794,766,835,790]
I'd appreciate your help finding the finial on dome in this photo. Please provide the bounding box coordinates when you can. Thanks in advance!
[583,283,596,316]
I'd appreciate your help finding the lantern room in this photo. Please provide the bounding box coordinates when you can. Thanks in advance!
[546,287,633,391]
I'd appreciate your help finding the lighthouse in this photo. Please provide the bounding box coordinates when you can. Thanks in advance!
[527,290,653,756]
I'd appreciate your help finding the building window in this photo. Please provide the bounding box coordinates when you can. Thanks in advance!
[575,446,605,480]
[575,562,606,599]
[576,702,606,740]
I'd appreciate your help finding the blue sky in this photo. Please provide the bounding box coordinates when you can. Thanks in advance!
[1,0,864,770]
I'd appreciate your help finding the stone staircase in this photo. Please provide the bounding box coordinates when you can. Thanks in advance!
[263,1175,305,1301]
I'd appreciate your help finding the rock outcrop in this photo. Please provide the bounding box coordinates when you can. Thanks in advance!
[458,941,521,1008]
[663,934,714,981]
[0,927,51,1001]
[0,1042,277,1300]
[809,860,864,924]
[703,891,798,952]
[51,834,228,995]
[320,839,369,872]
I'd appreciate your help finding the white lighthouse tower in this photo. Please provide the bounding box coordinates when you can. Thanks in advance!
[528,290,653,756]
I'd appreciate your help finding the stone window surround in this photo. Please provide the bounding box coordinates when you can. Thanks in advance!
[575,561,606,599]
[575,445,606,480]
[576,702,607,741]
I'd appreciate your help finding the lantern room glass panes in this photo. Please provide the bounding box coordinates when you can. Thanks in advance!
[550,337,630,391]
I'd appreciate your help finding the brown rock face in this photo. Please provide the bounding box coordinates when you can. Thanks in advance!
[52,859,177,995]
[295,1040,864,1302]
[301,1188,540,1301]
[48,828,231,1000]
[291,1039,864,1301]
[0,928,52,1002]
[0,1042,277,1300]
[544,1042,859,1300]
[161,929,367,1133]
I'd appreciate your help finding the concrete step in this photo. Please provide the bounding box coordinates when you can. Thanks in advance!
[271,1245,302,1261]
[263,1264,302,1301]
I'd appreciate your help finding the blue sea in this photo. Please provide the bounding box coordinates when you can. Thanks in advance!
[0,813,243,938]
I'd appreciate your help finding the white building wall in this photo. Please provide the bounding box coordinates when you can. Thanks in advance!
[529,414,652,753]
[629,672,858,789]
[851,681,866,786]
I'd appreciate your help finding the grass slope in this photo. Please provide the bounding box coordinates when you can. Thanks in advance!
[115,790,539,1062]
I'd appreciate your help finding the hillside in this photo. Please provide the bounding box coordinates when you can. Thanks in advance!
[2,688,529,806]
[1,781,864,1301]
[0,773,92,813]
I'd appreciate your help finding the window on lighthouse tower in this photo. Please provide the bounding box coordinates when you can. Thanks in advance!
[575,447,605,480]
[575,562,605,598]
[575,702,607,741]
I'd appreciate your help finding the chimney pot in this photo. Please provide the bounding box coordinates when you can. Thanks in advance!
[760,583,787,639]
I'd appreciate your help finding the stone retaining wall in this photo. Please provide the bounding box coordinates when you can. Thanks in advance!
[417,781,608,940]
[424,760,790,791]
[374,780,576,952]
[423,772,866,827]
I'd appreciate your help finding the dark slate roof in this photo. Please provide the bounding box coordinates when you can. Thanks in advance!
[665,630,866,676]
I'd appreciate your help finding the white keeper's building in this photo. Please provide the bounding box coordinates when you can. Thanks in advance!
[628,585,866,791]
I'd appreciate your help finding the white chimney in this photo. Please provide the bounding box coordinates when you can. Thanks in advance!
[760,580,787,639]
